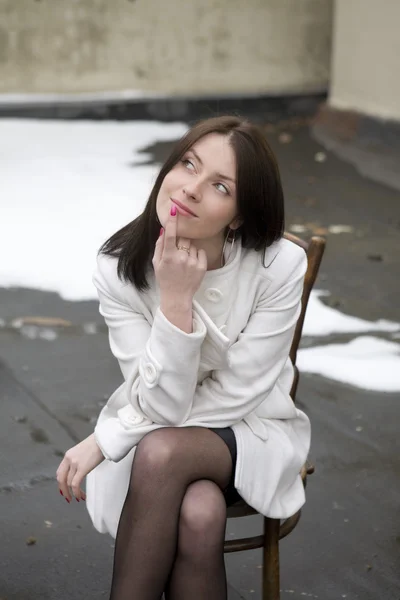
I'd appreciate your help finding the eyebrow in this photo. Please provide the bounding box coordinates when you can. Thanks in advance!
[189,148,236,185]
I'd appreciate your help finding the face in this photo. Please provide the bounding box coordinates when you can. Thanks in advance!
[156,133,241,244]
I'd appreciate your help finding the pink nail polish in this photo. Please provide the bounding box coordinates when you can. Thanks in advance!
[59,489,63,497]
[170,205,177,216]
[76,498,80,503]
[65,498,70,504]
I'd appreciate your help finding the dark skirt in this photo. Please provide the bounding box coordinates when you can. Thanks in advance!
[208,427,241,506]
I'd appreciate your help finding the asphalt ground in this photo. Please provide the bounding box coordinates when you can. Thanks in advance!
[1,118,399,599]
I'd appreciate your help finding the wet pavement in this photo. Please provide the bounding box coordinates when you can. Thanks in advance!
[1,117,400,599]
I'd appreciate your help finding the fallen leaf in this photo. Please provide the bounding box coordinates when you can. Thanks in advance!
[11,316,72,328]
[26,537,37,546]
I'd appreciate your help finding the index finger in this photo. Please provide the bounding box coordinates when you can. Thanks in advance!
[163,206,178,253]
[57,459,72,503]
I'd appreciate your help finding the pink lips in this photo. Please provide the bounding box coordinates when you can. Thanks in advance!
[171,199,197,217]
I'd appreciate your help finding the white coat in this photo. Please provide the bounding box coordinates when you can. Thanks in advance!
[86,237,311,539]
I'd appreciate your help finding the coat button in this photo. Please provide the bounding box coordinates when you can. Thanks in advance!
[205,288,223,303]
[143,363,157,384]
[117,404,144,426]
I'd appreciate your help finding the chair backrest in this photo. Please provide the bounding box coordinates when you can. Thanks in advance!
[284,233,326,400]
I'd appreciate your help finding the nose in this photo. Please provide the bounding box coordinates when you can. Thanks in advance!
[183,180,202,201]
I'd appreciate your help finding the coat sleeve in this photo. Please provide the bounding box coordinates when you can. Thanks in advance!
[189,249,307,425]
[93,254,207,459]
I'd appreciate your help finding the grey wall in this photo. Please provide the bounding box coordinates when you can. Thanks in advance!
[330,0,400,121]
[0,0,333,96]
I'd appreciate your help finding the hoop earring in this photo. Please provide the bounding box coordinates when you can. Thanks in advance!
[221,228,236,267]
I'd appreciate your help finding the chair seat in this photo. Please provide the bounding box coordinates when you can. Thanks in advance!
[227,499,258,518]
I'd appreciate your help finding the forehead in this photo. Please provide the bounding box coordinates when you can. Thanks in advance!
[190,133,236,177]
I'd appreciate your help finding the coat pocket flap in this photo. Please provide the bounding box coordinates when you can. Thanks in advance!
[244,412,269,441]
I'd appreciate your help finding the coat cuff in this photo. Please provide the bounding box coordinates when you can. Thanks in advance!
[94,414,150,462]
[141,307,206,386]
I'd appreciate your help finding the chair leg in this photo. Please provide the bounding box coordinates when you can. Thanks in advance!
[262,517,280,600]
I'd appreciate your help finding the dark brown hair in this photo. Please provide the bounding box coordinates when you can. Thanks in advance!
[100,115,285,291]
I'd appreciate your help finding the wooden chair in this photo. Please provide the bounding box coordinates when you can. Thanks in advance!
[224,233,326,600]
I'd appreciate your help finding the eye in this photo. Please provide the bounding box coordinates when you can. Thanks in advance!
[181,158,195,171]
[214,182,229,195]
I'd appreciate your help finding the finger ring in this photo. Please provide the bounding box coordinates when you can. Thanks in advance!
[177,245,190,254]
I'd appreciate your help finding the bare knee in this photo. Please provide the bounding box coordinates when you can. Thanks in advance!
[178,480,227,557]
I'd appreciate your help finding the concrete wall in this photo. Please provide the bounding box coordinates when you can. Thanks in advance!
[0,0,333,96]
[330,0,400,121]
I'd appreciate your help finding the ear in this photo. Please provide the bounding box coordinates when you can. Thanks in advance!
[229,216,243,231]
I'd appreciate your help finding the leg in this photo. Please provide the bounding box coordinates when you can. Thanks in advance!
[109,427,233,600]
[263,517,280,600]
[165,480,228,600]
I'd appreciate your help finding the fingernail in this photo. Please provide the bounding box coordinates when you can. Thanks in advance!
[65,498,70,504]
[76,498,80,503]
[159,227,164,236]
[59,489,63,497]
[170,205,177,216]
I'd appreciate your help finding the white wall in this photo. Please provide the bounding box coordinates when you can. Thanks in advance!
[330,0,400,121]
[0,0,333,96]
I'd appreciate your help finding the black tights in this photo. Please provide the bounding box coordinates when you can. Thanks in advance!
[109,426,233,600]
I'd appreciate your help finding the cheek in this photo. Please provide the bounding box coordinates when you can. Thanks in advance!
[207,198,237,223]
[157,174,175,210]
[159,174,171,195]
[161,168,183,192]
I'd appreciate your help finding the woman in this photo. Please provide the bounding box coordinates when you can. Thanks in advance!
[56,115,310,599]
